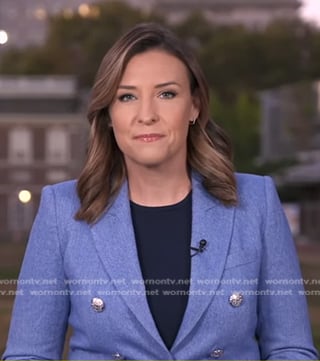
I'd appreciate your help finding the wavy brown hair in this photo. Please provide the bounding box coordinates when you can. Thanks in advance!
[76,23,237,223]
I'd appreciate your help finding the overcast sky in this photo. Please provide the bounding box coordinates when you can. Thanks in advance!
[300,0,320,26]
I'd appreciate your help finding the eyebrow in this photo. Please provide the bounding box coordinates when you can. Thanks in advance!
[118,81,181,90]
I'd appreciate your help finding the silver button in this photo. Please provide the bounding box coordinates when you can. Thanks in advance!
[112,352,125,360]
[210,348,224,358]
[229,292,243,307]
[91,297,105,312]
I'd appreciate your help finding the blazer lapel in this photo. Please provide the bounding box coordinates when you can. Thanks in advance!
[90,182,169,352]
[172,175,236,351]
[89,175,235,353]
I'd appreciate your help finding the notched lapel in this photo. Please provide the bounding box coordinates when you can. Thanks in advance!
[90,182,168,351]
[89,176,235,354]
[172,176,235,350]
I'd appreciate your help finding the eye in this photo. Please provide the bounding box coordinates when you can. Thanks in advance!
[159,91,177,99]
[118,93,136,102]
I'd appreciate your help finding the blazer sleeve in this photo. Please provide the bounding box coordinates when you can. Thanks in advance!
[257,176,319,360]
[2,186,70,360]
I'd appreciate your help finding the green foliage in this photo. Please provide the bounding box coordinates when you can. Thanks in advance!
[0,47,61,75]
[257,20,310,87]
[172,11,214,46]
[211,91,260,172]
[2,2,320,92]
[45,1,165,85]
[0,1,165,85]
[185,19,320,95]
[199,26,257,94]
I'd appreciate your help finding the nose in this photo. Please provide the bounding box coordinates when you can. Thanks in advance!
[137,98,159,125]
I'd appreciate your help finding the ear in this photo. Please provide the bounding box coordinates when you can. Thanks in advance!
[191,94,200,121]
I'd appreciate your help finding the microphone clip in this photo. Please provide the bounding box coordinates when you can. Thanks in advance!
[190,239,207,257]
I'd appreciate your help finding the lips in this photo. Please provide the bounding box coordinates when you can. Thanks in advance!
[133,133,165,142]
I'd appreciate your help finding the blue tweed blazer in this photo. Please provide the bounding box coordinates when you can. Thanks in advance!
[3,173,318,360]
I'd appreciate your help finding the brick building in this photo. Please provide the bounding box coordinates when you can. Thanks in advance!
[0,76,87,242]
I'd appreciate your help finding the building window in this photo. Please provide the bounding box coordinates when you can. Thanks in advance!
[46,127,70,164]
[10,170,32,183]
[8,127,33,164]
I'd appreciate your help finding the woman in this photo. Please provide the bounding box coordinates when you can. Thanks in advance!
[3,23,318,360]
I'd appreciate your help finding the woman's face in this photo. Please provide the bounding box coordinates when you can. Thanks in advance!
[109,49,199,172]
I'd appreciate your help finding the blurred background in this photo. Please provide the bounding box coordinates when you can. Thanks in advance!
[0,0,319,356]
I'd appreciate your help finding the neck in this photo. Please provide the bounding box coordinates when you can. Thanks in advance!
[127,164,191,206]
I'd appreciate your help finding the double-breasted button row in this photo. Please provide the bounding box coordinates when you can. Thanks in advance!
[91,293,244,313]
[91,295,238,360]
[207,292,242,358]
[91,299,125,360]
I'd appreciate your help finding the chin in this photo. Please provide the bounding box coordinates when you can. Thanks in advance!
[133,156,169,169]
[139,160,165,168]
[125,151,182,170]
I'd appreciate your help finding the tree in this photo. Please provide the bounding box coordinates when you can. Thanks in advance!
[0,1,165,85]
[211,91,260,172]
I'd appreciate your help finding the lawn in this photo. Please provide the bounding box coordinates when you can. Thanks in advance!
[0,242,319,356]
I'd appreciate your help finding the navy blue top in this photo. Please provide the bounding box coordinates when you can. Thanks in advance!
[130,192,192,350]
